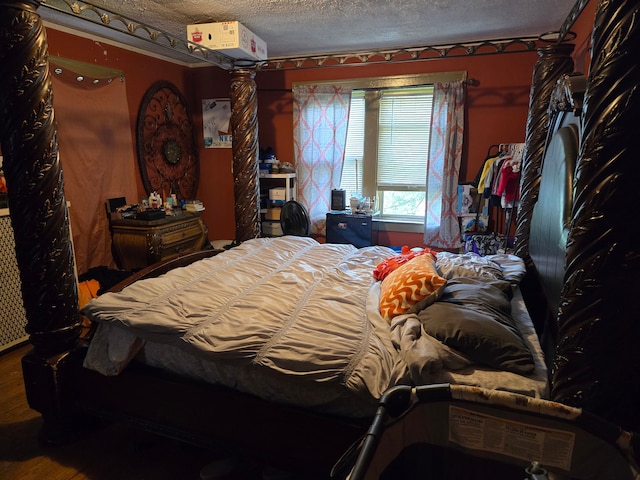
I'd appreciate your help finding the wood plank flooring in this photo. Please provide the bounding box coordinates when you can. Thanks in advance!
[0,344,274,480]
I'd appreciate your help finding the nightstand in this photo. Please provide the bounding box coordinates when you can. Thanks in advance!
[110,212,208,270]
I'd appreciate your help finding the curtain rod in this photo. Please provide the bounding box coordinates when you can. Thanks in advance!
[259,77,478,93]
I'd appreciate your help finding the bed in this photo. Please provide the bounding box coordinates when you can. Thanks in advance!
[80,236,548,417]
[73,234,548,474]
[2,0,640,478]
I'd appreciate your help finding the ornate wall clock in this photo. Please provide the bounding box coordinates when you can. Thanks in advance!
[136,81,199,201]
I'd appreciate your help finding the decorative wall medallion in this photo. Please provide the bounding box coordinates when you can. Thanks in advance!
[136,81,199,200]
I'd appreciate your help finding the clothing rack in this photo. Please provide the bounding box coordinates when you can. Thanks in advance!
[469,142,525,253]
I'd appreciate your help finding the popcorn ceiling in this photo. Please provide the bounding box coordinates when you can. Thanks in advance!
[44,0,577,58]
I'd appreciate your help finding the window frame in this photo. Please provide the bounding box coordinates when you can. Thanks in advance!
[369,86,435,221]
[293,71,467,231]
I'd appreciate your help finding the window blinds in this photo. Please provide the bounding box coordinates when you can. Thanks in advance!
[377,87,433,190]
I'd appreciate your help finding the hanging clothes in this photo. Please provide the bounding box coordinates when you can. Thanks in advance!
[479,154,502,200]
[488,155,506,206]
[496,143,524,208]
[496,157,520,207]
[472,145,500,188]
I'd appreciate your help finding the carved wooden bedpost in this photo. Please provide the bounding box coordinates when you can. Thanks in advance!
[230,68,261,243]
[0,0,82,443]
[515,40,574,261]
[552,0,640,432]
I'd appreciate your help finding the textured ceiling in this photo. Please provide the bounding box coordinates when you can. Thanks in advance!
[40,0,579,61]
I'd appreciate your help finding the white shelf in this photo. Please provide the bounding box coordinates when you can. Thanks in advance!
[259,173,297,203]
[259,173,297,237]
[258,172,296,179]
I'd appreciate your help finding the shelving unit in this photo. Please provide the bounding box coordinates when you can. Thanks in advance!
[259,173,297,237]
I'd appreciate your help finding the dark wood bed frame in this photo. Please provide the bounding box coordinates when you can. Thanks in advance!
[73,250,372,473]
[1,0,640,476]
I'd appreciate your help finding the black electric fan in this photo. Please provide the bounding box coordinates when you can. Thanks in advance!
[280,201,310,236]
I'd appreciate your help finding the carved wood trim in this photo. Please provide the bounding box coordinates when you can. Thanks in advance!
[552,0,640,432]
[0,0,82,357]
[515,43,575,260]
[230,68,261,243]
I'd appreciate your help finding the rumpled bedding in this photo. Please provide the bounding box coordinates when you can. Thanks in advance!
[82,236,548,418]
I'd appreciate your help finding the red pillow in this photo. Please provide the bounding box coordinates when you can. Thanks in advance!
[373,246,436,281]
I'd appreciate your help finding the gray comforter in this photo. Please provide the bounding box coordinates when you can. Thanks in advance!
[82,236,547,417]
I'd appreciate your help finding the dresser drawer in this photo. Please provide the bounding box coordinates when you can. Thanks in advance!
[154,219,206,257]
[111,214,208,270]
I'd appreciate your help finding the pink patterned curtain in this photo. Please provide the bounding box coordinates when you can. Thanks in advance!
[424,81,465,249]
[293,84,352,235]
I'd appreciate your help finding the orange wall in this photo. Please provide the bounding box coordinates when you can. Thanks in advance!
[255,52,538,246]
[46,28,190,199]
[569,0,597,74]
[257,52,537,187]
[45,27,235,240]
[44,0,598,249]
[188,67,236,239]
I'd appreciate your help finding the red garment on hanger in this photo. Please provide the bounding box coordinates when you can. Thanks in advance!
[496,157,520,204]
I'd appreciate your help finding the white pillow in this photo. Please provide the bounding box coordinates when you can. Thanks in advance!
[486,253,526,284]
[435,251,504,281]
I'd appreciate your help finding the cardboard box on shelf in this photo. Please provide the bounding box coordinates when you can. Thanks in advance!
[262,221,283,237]
[269,187,286,201]
[265,207,281,220]
[271,187,297,202]
[187,21,267,61]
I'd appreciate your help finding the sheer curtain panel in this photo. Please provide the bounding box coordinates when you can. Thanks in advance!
[293,84,352,235]
[424,81,465,249]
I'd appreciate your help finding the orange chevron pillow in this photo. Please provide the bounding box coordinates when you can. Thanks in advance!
[379,254,447,322]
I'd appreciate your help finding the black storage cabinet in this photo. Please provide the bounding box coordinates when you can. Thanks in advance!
[326,212,373,247]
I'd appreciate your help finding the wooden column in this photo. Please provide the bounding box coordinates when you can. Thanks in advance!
[552,0,640,432]
[0,0,82,443]
[515,41,575,261]
[230,68,261,243]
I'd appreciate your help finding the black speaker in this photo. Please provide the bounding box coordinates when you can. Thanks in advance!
[331,189,346,210]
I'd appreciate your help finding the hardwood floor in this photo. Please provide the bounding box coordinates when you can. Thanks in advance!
[0,344,279,480]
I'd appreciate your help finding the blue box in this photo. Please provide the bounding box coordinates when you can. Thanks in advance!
[326,212,372,248]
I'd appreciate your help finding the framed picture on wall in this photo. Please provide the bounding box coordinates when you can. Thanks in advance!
[203,98,232,148]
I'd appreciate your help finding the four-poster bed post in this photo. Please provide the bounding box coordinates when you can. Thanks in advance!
[515,0,640,433]
[515,42,575,261]
[515,41,576,360]
[0,0,82,442]
[230,68,261,243]
[0,0,262,443]
[551,0,640,431]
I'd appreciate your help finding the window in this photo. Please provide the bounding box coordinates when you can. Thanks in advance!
[294,71,466,231]
[341,86,434,222]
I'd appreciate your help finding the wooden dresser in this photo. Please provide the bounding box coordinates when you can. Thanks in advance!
[110,212,208,270]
